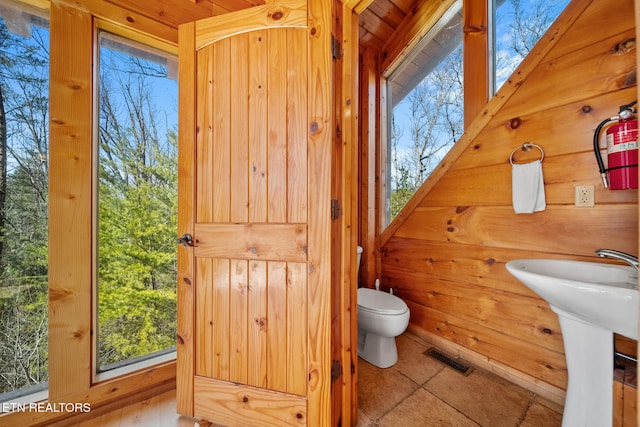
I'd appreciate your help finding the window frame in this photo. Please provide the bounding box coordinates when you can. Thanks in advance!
[361,0,490,288]
[379,0,471,229]
[1,4,178,425]
[92,23,178,383]
[89,16,179,387]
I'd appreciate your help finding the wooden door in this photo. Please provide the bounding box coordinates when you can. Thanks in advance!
[176,1,334,426]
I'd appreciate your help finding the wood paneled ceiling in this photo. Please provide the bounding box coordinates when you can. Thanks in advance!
[108,0,419,52]
[205,0,416,51]
[357,0,416,50]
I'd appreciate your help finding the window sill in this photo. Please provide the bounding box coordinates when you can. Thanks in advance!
[94,350,176,384]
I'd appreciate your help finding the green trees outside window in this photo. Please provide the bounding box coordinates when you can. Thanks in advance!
[0,13,49,397]
[97,33,178,371]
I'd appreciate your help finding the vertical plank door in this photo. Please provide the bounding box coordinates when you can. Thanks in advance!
[177,1,333,426]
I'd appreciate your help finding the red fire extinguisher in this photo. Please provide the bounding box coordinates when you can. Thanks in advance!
[594,100,638,190]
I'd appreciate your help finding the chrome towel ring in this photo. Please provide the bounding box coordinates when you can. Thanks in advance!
[509,142,544,165]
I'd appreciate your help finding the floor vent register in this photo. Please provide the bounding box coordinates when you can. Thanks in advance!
[424,347,474,376]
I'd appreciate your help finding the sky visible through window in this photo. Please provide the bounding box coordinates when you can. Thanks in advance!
[494,0,570,90]
[392,0,570,164]
[0,11,50,399]
[97,33,179,372]
[387,0,569,221]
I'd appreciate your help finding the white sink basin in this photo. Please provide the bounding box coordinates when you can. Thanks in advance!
[506,259,638,339]
[506,258,639,427]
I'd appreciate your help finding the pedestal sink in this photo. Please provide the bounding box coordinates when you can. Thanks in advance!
[506,259,638,427]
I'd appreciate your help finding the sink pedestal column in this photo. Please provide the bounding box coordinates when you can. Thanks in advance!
[556,308,613,427]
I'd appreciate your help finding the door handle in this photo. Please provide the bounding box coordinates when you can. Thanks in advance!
[177,233,195,247]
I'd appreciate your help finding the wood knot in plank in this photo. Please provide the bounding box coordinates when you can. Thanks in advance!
[508,117,522,129]
[50,287,72,302]
[255,317,267,330]
[623,70,636,87]
[581,105,592,114]
[269,10,284,21]
[612,38,635,54]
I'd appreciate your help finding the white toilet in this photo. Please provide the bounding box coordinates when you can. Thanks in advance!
[356,246,410,368]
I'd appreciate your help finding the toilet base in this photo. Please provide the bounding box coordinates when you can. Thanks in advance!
[358,329,398,368]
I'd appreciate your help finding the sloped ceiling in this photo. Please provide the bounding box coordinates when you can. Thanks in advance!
[207,0,415,50]
[107,0,416,51]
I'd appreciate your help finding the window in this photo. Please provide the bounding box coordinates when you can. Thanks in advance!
[383,0,571,224]
[493,0,570,92]
[96,32,178,374]
[385,1,463,223]
[0,7,49,401]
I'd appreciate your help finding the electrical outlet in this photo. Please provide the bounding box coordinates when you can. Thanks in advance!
[575,185,595,207]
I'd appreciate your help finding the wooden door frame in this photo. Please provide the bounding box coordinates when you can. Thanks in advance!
[332,1,363,426]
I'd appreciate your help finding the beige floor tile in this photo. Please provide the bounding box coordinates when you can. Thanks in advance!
[424,365,533,427]
[519,401,562,427]
[358,358,419,420]
[377,387,480,427]
[394,334,445,385]
[356,408,374,427]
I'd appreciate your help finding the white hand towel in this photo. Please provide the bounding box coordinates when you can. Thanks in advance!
[512,160,546,214]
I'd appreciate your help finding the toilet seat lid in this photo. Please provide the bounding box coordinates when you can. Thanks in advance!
[357,288,408,315]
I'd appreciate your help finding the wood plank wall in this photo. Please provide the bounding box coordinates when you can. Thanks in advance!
[377,0,638,400]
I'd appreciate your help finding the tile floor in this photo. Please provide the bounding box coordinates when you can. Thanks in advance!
[356,332,564,427]
[67,331,565,426]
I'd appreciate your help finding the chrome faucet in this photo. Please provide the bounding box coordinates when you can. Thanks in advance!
[595,249,639,270]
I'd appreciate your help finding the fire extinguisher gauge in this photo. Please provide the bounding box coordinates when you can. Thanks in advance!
[619,108,634,120]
